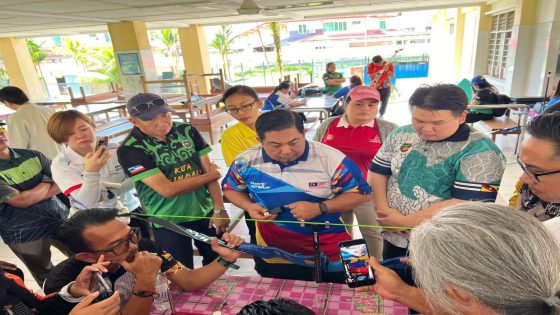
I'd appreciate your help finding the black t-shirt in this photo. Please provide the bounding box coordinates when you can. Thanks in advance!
[473,88,498,105]
[44,239,178,294]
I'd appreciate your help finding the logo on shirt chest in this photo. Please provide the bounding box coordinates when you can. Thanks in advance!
[325,134,334,141]
[249,181,271,190]
[400,143,412,152]
[370,135,382,143]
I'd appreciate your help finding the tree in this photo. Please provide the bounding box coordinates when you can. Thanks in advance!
[88,46,119,84]
[63,37,90,71]
[269,22,284,80]
[26,39,49,91]
[209,25,237,81]
[153,29,180,77]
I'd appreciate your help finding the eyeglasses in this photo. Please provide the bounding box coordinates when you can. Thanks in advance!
[129,98,167,115]
[516,155,560,182]
[225,100,257,115]
[93,228,141,256]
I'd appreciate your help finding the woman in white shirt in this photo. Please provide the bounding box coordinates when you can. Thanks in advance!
[46,111,144,228]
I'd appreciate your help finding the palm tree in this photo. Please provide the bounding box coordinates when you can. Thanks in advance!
[153,29,180,77]
[89,47,119,84]
[268,22,284,79]
[209,25,237,81]
[26,39,49,91]
[63,37,90,71]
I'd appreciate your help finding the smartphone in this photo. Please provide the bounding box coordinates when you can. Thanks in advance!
[339,239,375,288]
[92,272,113,302]
[94,137,108,151]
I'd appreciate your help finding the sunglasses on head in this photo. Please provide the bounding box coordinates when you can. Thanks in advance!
[130,98,167,115]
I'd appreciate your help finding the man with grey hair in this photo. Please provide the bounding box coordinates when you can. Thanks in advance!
[358,202,560,314]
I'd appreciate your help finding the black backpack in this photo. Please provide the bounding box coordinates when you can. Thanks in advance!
[493,93,511,117]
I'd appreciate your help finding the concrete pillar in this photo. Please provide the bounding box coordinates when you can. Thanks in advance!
[453,9,466,77]
[107,21,159,98]
[0,37,44,99]
[178,25,212,95]
[472,4,493,77]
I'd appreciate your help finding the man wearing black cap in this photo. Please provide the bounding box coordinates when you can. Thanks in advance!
[0,122,70,284]
[117,93,228,269]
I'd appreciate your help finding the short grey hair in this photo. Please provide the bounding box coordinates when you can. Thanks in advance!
[409,202,560,315]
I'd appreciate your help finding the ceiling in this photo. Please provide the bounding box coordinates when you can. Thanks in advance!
[0,0,484,38]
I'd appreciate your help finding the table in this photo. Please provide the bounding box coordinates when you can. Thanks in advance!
[510,96,547,104]
[152,275,409,315]
[33,96,71,107]
[73,103,127,122]
[293,95,340,121]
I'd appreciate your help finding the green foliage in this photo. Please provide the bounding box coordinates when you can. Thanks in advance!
[25,39,48,65]
[0,67,9,86]
[63,37,91,70]
[88,46,119,84]
[209,25,237,80]
[152,29,180,76]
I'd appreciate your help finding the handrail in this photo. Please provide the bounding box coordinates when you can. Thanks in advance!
[141,69,226,103]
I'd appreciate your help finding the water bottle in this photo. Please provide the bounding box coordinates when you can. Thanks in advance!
[153,272,172,312]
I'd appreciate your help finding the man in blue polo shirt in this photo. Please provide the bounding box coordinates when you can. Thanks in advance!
[368,84,506,259]
[222,109,371,283]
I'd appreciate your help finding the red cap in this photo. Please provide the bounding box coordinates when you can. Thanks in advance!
[347,86,380,102]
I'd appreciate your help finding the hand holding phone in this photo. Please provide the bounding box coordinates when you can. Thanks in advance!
[92,272,113,302]
[339,239,376,288]
[94,137,109,152]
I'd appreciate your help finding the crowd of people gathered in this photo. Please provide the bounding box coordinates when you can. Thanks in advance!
[1,55,560,314]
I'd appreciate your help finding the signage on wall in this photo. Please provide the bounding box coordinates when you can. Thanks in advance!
[117,52,143,76]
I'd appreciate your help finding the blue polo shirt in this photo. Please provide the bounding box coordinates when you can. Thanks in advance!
[222,140,371,264]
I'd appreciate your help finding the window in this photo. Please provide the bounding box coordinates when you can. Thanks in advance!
[298,24,308,34]
[449,23,455,35]
[323,21,347,32]
[487,11,514,79]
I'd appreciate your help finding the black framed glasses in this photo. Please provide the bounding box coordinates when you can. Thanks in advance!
[225,100,257,115]
[130,98,167,115]
[93,227,141,256]
[516,155,560,182]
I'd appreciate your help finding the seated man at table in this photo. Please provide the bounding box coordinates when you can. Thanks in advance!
[222,109,371,283]
[368,84,506,259]
[44,208,244,315]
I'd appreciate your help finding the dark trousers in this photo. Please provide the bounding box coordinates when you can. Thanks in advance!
[466,111,494,123]
[377,87,391,116]
[153,216,218,269]
[244,212,257,244]
[382,239,408,260]
[254,257,346,284]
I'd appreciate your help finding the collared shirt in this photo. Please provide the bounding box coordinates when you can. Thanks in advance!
[319,115,382,179]
[0,148,68,244]
[51,145,140,212]
[117,122,212,223]
[519,183,560,221]
[7,103,64,160]
[220,122,259,166]
[322,72,343,95]
[222,140,371,264]
[370,124,506,248]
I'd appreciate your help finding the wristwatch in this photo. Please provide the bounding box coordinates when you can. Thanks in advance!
[319,202,328,214]
[213,209,227,214]
[217,257,240,270]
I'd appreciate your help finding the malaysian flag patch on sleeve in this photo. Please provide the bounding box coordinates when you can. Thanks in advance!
[128,165,146,175]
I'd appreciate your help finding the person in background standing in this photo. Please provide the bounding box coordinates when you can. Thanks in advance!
[322,62,346,95]
[367,55,394,118]
[0,86,64,160]
[314,86,397,260]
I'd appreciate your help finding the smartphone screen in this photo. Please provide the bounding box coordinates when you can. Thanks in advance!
[91,273,113,302]
[339,239,375,288]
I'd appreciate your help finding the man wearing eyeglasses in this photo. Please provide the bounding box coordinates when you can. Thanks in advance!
[0,123,71,284]
[516,112,560,222]
[44,208,243,315]
[117,93,228,270]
